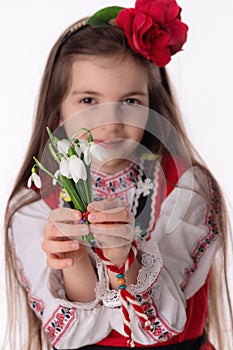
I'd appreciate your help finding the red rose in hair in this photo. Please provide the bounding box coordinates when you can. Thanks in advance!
[116,0,188,67]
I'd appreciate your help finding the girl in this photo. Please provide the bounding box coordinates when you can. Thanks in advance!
[3,1,232,349]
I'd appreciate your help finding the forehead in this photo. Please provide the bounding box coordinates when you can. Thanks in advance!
[69,55,149,91]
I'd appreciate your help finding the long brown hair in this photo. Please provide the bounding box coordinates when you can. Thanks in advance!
[3,19,232,349]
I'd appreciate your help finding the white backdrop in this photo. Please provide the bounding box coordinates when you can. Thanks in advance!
[0,0,233,347]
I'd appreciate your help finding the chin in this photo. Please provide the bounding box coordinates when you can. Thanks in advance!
[92,158,131,174]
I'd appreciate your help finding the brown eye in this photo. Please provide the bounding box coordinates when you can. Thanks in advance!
[80,97,96,104]
[123,98,139,105]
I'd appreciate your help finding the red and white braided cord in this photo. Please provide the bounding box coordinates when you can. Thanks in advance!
[94,240,152,347]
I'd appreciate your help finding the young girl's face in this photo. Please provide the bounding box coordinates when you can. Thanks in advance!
[60,55,149,174]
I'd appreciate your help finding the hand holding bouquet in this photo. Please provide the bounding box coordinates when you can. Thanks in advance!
[28,127,108,243]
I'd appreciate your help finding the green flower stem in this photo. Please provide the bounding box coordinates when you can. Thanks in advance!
[33,157,62,186]
[46,127,59,150]
[79,128,93,143]
[74,181,87,209]
[82,232,95,245]
[60,175,84,211]
[49,143,60,163]
[70,130,80,141]
[83,178,91,204]
[70,127,94,143]
[87,165,93,202]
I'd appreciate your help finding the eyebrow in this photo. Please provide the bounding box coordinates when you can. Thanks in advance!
[71,90,148,97]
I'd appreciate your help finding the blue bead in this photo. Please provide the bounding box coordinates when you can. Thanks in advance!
[116,273,125,279]
[118,285,126,290]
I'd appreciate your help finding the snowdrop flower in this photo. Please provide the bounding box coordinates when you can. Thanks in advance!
[82,141,108,165]
[27,168,42,189]
[60,156,87,183]
[83,145,92,166]
[57,139,72,156]
[79,140,88,153]
[90,142,108,161]
[69,155,87,182]
[52,169,60,186]
[137,178,153,197]
[74,143,82,157]
[60,158,71,178]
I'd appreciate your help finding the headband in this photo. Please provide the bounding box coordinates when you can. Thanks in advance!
[62,0,188,68]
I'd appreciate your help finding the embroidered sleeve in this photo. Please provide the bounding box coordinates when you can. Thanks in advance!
[127,167,220,344]
[8,194,111,349]
[48,249,106,309]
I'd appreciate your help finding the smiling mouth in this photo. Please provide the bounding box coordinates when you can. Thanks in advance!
[94,139,125,149]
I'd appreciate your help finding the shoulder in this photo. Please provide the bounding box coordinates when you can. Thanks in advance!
[160,155,213,199]
[158,158,219,234]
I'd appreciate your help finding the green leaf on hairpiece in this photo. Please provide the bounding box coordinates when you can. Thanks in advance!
[88,6,124,27]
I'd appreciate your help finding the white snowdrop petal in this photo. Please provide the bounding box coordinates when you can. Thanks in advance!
[57,140,70,156]
[74,144,82,157]
[27,176,32,188]
[79,140,88,153]
[90,143,108,161]
[33,174,42,189]
[69,156,87,182]
[84,147,91,166]
[60,158,71,178]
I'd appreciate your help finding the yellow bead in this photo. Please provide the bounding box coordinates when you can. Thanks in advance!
[117,278,126,286]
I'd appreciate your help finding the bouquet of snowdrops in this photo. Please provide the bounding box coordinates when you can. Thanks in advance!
[28,127,107,243]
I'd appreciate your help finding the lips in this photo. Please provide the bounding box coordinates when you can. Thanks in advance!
[94,138,124,149]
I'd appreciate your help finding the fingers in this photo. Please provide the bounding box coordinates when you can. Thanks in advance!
[42,237,87,269]
[42,239,80,255]
[86,199,135,249]
[91,223,134,248]
[46,253,73,269]
[88,206,134,224]
[50,222,89,240]
[94,235,129,248]
[90,223,134,238]
[49,207,82,223]
[43,219,89,241]
[42,208,89,269]
[87,198,128,212]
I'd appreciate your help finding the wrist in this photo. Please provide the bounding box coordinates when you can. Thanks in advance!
[108,258,141,290]
[102,245,131,267]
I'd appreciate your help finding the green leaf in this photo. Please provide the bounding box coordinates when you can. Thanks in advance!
[88,6,124,27]
[60,175,85,211]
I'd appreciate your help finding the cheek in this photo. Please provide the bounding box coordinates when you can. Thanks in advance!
[59,102,91,138]
[127,126,145,143]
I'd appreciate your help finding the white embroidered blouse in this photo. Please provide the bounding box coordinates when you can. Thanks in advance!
[8,159,220,349]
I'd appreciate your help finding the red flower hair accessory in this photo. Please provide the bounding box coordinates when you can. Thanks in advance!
[88,0,188,67]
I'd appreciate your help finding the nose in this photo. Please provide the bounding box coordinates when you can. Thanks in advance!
[99,103,123,131]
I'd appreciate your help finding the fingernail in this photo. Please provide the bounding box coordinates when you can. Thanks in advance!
[88,213,96,221]
[71,241,79,249]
